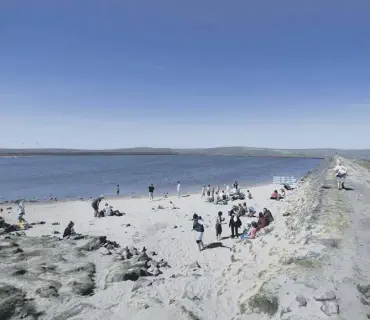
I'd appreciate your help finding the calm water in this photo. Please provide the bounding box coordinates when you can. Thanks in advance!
[0,155,322,201]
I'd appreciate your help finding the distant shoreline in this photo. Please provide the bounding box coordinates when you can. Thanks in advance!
[0,153,324,160]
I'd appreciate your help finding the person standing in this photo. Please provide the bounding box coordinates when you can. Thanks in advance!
[148,184,155,201]
[201,185,206,199]
[226,185,230,199]
[92,195,104,217]
[177,181,181,197]
[192,214,205,251]
[215,211,225,240]
[116,184,120,196]
[229,212,241,238]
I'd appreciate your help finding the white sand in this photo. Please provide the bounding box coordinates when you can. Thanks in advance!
[1,184,290,319]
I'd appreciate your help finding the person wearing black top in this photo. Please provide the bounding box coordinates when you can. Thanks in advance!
[63,221,75,239]
[148,184,155,201]
[229,213,242,238]
[263,208,274,224]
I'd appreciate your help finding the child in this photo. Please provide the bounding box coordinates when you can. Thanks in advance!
[215,211,225,240]
[192,214,205,251]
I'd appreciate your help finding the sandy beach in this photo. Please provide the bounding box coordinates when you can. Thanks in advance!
[1,157,370,319]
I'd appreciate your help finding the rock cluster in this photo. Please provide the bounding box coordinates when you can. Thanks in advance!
[0,227,169,319]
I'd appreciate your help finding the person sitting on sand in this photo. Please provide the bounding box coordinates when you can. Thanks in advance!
[215,211,225,240]
[263,208,274,224]
[92,195,104,217]
[229,212,242,238]
[270,190,279,200]
[104,203,112,217]
[63,221,75,239]
[280,188,286,197]
[283,183,292,190]
[247,190,253,199]
[240,221,258,239]
[245,203,256,217]
[169,201,179,209]
[257,212,269,230]
[192,214,205,251]
[237,203,246,216]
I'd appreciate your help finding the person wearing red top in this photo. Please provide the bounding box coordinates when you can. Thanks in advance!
[270,190,279,200]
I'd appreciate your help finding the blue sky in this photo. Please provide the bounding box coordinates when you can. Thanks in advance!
[1,0,369,149]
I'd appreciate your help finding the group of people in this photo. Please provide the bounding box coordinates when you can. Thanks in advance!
[192,203,274,251]
[91,195,124,217]
[201,182,253,205]
[270,188,285,200]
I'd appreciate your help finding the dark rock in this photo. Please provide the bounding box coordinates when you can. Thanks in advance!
[12,269,27,276]
[320,301,339,315]
[173,225,178,229]
[6,207,12,210]
[37,221,46,225]
[52,222,60,226]
[71,275,95,296]
[71,235,85,240]
[0,284,25,320]
[53,231,60,234]
[282,212,291,217]
[78,238,103,251]
[314,291,336,301]
[361,297,370,306]
[137,252,150,262]
[357,284,370,299]
[35,285,59,298]
[296,295,307,307]
[126,224,131,227]
[12,248,24,254]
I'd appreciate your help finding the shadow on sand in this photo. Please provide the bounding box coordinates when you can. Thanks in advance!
[343,187,354,191]
[204,242,231,250]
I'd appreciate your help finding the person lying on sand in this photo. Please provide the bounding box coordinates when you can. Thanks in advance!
[63,221,75,239]
[215,211,225,240]
[92,195,104,217]
[263,208,274,224]
[192,214,205,251]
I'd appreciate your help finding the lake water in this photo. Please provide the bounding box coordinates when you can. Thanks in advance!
[0,155,322,201]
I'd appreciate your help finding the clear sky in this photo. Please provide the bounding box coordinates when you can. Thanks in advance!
[1,0,369,149]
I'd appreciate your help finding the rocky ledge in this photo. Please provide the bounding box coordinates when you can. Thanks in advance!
[0,231,169,320]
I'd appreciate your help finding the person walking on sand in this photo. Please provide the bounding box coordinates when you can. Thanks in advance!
[216,184,220,195]
[334,160,347,190]
[215,211,225,240]
[17,201,28,228]
[92,195,104,217]
[116,184,120,196]
[177,181,181,197]
[226,185,230,199]
[201,185,206,199]
[192,214,205,251]
[148,184,155,201]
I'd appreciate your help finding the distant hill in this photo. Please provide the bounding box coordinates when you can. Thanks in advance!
[1,147,370,159]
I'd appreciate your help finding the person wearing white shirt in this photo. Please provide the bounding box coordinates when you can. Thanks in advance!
[226,185,230,199]
[334,160,347,190]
